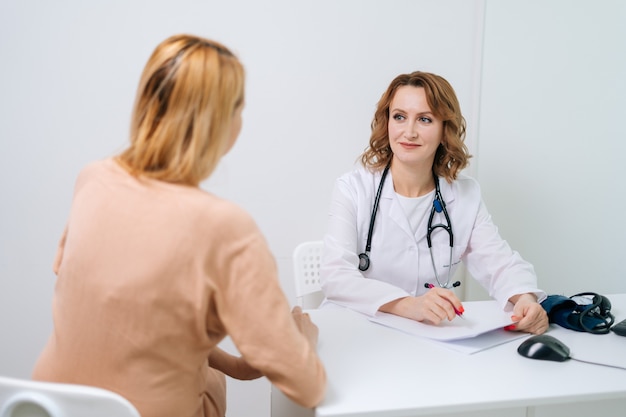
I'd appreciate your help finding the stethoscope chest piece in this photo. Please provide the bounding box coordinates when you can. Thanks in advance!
[358,253,370,271]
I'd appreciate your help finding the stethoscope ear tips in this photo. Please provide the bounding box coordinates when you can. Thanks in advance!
[358,253,370,271]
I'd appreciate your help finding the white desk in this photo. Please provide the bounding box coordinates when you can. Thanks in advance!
[272,294,626,417]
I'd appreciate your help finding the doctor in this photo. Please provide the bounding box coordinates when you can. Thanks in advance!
[320,71,548,335]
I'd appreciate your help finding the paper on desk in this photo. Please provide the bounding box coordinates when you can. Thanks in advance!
[427,329,528,354]
[369,300,516,342]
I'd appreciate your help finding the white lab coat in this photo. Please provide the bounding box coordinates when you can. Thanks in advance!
[320,165,546,316]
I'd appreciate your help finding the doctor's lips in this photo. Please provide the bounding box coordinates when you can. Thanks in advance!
[399,142,420,149]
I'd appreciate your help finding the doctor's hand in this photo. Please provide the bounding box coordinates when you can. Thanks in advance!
[506,293,549,335]
[380,288,463,325]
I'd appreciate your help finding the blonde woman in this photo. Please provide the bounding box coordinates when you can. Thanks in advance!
[33,34,326,417]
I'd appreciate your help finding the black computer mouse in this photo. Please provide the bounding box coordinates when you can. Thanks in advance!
[517,334,571,362]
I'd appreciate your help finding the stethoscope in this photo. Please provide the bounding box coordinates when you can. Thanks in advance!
[357,163,461,289]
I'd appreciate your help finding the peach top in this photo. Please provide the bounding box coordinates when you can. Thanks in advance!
[33,158,325,417]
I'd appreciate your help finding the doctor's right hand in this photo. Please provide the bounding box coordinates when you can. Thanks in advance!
[379,288,463,325]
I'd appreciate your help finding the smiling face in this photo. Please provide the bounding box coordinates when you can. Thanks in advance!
[388,85,443,170]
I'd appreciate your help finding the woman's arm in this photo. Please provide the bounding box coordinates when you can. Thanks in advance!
[208,307,320,381]
[207,347,263,380]
[210,205,326,409]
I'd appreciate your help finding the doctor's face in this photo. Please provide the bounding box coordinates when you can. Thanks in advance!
[387,86,443,169]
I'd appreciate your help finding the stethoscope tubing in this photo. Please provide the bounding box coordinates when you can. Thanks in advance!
[358,163,390,271]
[358,163,458,289]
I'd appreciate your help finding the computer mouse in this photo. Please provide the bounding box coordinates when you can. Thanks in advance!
[517,334,571,362]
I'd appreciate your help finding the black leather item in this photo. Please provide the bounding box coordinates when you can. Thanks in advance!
[541,292,615,334]
[611,318,626,337]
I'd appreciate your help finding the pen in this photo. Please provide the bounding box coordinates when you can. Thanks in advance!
[426,283,465,319]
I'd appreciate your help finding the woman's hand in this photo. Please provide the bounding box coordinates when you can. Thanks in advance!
[380,287,463,325]
[292,306,319,348]
[208,347,263,380]
[506,293,549,335]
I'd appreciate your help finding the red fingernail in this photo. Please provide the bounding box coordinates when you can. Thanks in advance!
[504,324,516,331]
[458,306,465,314]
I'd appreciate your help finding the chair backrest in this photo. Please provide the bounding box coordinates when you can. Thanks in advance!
[0,376,141,417]
[292,241,324,308]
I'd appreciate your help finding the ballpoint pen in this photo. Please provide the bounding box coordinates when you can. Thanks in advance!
[426,283,465,319]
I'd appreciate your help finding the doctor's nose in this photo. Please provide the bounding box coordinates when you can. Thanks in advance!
[405,124,418,139]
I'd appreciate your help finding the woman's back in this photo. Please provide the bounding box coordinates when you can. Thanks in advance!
[33,158,324,416]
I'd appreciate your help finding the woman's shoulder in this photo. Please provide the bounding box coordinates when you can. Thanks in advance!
[73,158,117,189]
[445,172,482,201]
[76,157,135,183]
[191,194,269,260]
[77,158,110,177]
[452,172,480,190]
[84,158,259,233]
[336,164,379,191]
[185,188,257,232]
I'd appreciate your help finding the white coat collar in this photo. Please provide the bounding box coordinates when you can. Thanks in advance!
[379,171,457,242]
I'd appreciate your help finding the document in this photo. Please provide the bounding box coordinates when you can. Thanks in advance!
[369,300,525,353]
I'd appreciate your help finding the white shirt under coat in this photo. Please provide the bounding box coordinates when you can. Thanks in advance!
[320,165,546,317]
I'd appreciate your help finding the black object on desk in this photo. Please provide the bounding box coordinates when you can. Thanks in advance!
[541,292,615,334]
[517,335,571,362]
[611,318,626,336]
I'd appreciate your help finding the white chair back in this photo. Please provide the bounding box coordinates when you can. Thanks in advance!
[0,376,141,417]
[292,241,324,308]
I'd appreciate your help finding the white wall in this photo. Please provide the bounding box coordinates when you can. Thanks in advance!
[1,1,624,417]
[466,0,626,301]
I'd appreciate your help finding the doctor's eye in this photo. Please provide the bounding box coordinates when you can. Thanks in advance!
[418,116,433,124]
[392,113,406,121]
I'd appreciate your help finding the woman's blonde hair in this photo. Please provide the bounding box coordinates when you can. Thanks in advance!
[361,71,471,182]
[118,34,245,186]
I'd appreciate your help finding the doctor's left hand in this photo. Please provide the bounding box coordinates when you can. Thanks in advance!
[506,293,549,335]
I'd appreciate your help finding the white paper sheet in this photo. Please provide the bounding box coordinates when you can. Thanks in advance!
[369,299,515,341]
[426,329,528,354]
